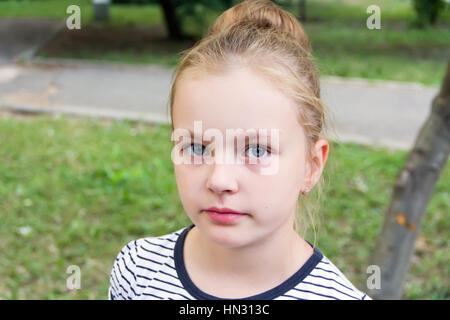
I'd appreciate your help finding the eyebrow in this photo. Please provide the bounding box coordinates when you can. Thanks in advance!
[187,129,282,142]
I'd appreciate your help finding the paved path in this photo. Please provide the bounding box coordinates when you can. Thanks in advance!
[0,58,439,151]
[0,18,63,63]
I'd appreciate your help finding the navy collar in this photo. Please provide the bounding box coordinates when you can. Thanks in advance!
[174,223,323,300]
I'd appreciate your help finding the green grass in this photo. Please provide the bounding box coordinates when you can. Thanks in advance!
[1,0,449,85]
[0,0,163,26]
[0,113,448,299]
[307,22,449,86]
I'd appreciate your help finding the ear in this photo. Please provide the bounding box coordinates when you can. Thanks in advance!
[304,138,329,190]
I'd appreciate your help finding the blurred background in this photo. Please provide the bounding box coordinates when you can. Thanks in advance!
[0,0,448,299]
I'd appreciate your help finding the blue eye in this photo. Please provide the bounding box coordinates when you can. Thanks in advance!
[185,143,206,156]
[183,143,270,159]
[246,145,269,158]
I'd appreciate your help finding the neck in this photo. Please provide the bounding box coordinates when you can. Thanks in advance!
[185,219,312,285]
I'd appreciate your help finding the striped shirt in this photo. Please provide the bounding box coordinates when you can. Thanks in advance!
[108,224,372,300]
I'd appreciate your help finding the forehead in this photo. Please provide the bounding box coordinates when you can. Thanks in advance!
[173,67,301,135]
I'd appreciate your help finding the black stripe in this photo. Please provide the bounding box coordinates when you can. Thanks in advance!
[121,256,137,282]
[136,274,153,282]
[153,277,185,289]
[162,237,177,243]
[314,266,340,277]
[141,292,164,299]
[306,273,354,292]
[292,288,339,300]
[279,294,306,300]
[128,247,137,266]
[129,282,139,297]
[143,239,175,251]
[159,269,179,281]
[107,285,113,300]
[301,281,360,300]
[136,254,164,265]
[140,246,172,259]
[164,262,177,271]
[145,285,192,300]
[112,267,129,296]
[116,262,132,287]
[136,264,158,273]
[109,276,119,295]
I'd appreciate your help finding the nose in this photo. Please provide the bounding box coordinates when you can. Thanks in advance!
[206,163,239,195]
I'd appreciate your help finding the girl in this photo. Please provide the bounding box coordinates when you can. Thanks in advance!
[109,0,371,300]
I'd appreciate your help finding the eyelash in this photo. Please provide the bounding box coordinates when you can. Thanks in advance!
[182,143,271,158]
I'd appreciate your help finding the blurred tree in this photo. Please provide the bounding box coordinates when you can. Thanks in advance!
[175,0,297,38]
[174,0,232,38]
[412,0,446,27]
[93,0,110,21]
[113,0,156,3]
[299,0,306,22]
[160,0,183,39]
[112,0,298,39]
[367,60,450,299]
[112,0,230,39]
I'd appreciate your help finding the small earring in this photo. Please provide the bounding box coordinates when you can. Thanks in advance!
[301,188,310,195]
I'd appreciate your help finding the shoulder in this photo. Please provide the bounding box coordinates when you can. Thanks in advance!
[287,253,372,300]
[305,254,372,300]
[108,226,186,300]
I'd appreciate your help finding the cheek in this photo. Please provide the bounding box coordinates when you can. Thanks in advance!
[251,157,304,210]
[281,147,307,187]
[174,166,204,217]
[174,165,198,200]
[277,152,305,185]
[174,164,210,195]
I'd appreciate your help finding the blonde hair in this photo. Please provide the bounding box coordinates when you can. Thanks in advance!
[168,0,336,246]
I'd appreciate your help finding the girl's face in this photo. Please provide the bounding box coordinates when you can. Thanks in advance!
[172,66,319,248]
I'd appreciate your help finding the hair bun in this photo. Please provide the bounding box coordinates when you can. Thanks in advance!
[207,0,311,52]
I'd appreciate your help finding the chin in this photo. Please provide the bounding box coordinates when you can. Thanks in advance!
[202,224,252,249]
[210,237,246,249]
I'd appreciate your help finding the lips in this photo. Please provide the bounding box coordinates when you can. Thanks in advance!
[203,206,247,215]
[203,207,247,223]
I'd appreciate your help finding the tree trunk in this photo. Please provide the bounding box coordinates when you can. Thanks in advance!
[93,0,110,21]
[367,60,450,299]
[159,0,183,40]
[223,0,234,8]
[299,0,307,22]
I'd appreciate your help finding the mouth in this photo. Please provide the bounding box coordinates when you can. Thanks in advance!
[203,206,247,215]
[203,207,248,223]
